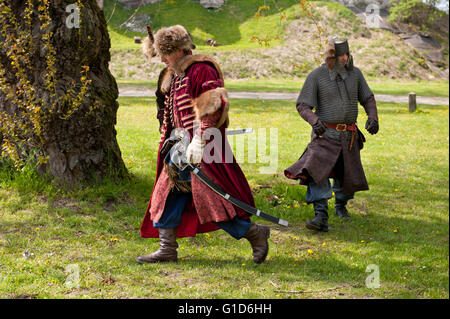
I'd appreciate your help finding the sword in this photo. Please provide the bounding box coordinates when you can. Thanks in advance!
[226,128,253,135]
[168,135,289,227]
[187,163,289,226]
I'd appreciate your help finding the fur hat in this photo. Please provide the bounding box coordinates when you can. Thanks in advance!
[324,36,353,70]
[142,25,196,59]
[142,25,157,59]
[154,25,195,56]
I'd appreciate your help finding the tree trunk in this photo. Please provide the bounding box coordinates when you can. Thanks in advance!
[0,0,127,185]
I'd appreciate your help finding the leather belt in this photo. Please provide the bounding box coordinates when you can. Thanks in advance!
[326,123,356,131]
[325,122,357,151]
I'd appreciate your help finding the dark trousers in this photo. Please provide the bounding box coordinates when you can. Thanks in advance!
[306,178,354,203]
[153,191,251,239]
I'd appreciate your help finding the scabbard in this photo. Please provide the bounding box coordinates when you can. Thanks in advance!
[187,163,289,227]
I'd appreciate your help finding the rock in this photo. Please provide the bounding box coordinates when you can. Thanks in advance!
[120,14,151,33]
[334,0,391,10]
[402,33,443,63]
[355,10,394,31]
[200,0,225,9]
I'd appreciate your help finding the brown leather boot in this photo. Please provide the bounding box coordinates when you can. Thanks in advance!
[244,222,270,264]
[136,228,178,263]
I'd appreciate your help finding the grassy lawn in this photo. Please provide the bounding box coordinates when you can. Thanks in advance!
[0,97,448,299]
[104,0,305,50]
[117,78,450,97]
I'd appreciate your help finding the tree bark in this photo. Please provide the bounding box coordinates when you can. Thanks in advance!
[0,0,127,185]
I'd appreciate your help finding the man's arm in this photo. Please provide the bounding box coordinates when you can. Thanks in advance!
[186,62,228,163]
[296,102,327,137]
[361,95,379,135]
[296,101,318,126]
[357,68,379,135]
[189,63,228,134]
[361,94,378,122]
[295,70,327,136]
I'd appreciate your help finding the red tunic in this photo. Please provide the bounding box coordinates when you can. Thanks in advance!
[140,57,254,238]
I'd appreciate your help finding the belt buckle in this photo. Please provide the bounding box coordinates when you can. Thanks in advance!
[336,124,347,131]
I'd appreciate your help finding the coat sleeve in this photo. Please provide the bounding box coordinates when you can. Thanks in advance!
[188,63,229,136]
[361,94,378,121]
[296,102,319,126]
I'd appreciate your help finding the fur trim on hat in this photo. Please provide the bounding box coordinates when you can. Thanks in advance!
[324,39,336,69]
[154,25,194,56]
[142,36,157,59]
[325,36,353,70]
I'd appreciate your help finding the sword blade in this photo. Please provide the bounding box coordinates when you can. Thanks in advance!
[225,128,253,135]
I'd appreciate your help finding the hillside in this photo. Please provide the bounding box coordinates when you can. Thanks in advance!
[104,0,449,81]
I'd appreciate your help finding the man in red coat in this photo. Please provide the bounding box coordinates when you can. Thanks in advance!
[137,25,270,264]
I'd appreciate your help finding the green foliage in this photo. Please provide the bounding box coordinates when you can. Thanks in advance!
[389,0,448,30]
[104,0,351,51]
[104,0,302,49]
[0,158,53,194]
[0,0,91,170]
[324,0,356,21]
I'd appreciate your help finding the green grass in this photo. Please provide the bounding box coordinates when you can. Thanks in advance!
[0,97,448,298]
[104,0,308,50]
[117,78,450,97]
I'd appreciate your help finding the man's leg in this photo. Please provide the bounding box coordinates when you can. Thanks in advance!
[136,191,190,263]
[215,217,270,264]
[305,179,333,232]
[332,178,354,220]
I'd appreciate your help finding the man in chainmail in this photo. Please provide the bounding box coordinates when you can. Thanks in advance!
[284,37,379,232]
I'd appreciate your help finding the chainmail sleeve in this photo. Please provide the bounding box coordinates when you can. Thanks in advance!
[356,67,373,105]
[297,69,319,110]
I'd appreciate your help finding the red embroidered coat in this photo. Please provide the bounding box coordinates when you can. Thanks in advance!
[140,55,254,238]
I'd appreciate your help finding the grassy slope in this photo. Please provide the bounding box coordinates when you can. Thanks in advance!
[105,0,449,92]
[105,0,300,50]
[0,97,448,299]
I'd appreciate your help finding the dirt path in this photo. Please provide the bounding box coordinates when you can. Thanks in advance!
[119,86,449,106]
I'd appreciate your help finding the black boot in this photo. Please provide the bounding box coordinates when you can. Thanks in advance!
[306,199,329,232]
[335,200,351,220]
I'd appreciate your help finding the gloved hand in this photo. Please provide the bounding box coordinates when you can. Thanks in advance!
[365,118,379,135]
[312,119,328,136]
[186,134,206,164]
